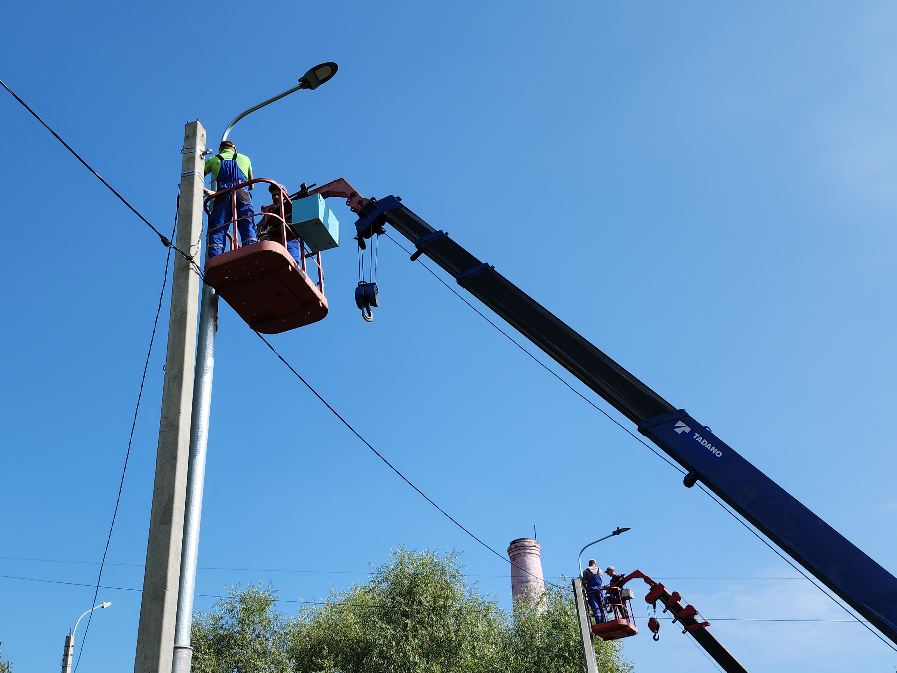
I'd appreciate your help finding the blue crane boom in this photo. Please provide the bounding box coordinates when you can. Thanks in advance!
[352,194,897,647]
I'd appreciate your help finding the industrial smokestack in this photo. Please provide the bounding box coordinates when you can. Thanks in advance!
[508,538,545,606]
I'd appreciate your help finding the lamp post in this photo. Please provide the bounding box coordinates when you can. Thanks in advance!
[170,62,338,673]
[573,528,629,673]
[61,602,111,673]
[577,526,630,577]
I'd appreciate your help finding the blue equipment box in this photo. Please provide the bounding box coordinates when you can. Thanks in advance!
[291,195,339,253]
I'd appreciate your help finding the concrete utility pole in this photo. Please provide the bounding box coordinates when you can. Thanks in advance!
[134,121,207,673]
[168,64,338,673]
[60,635,74,673]
[62,602,111,673]
[572,578,599,673]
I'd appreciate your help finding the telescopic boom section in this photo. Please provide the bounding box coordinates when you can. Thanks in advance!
[617,570,748,673]
[305,177,370,214]
[338,192,897,647]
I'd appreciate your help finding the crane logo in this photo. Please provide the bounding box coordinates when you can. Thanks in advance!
[691,432,723,459]
[674,421,691,435]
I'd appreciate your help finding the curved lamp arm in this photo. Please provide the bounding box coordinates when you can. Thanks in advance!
[577,527,631,577]
[71,601,111,638]
[220,62,338,144]
[221,84,304,144]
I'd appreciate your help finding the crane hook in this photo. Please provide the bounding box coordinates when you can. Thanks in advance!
[361,306,374,322]
[648,617,660,641]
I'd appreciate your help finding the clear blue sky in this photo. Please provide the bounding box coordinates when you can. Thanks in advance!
[2,1,896,671]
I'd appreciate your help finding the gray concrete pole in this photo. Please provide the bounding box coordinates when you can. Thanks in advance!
[133,121,207,673]
[572,578,599,673]
[60,634,74,673]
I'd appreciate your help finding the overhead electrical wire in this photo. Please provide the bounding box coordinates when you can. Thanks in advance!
[383,234,687,477]
[0,555,810,581]
[0,573,876,623]
[252,330,565,592]
[0,78,204,279]
[694,483,897,653]
[0,78,565,628]
[5,75,892,654]
[382,234,897,654]
[72,200,179,673]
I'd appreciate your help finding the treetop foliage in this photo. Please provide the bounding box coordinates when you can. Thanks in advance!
[0,641,12,673]
[192,548,631,673]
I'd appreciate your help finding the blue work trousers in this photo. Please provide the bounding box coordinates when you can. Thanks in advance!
[208,197,257,258]
[588,591,605,623]
[286,239,302,265]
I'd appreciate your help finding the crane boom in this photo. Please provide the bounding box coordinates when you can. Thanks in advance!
[351,193,897,647]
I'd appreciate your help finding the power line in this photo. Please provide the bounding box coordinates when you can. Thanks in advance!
[6,74,891,651]
[685,632,727,673]
[0,573,877,623]
[0,555,815,582]
[383,234,687,477]
[73,201,178,673]
[0,77,203,278]
[695,483,897,653]
[252,329,566,593]
[382,233,897,654]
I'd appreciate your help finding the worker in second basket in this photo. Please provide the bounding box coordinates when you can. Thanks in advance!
[204,140,258,258]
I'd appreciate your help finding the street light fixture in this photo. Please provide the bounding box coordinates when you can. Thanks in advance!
[61,602,111,673]
[577,527,631,576]
[170,62,338,673]
[299,61,338,90]
[221,61,338,143]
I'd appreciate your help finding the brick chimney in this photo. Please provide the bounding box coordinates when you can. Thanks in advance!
[508,538,545,606]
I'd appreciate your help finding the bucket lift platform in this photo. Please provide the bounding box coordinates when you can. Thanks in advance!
[205,241,327,334]
[203,178,329,334]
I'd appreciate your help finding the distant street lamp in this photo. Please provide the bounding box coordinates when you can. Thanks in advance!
[60,602,111,673]
[577,527,631,576]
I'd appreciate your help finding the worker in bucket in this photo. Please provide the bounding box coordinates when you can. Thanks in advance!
[605,566,624,585]
[204,140,258,258]
[583,559,605,622]
[259,182,303,265]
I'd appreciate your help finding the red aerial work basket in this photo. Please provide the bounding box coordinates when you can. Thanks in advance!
[589,585,639,641]
[203,179,328,334]
[592,618,638,641]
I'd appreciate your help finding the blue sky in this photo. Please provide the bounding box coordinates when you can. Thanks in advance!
[2,1,897,671]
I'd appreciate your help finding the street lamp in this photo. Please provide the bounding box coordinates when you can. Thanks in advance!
[170,62,338,673]
[577,527,631,577]
[60,602,111,673]
[221,61,338,143]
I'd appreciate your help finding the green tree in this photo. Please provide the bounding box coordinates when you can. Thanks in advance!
[192,583,292,673]
[192,548,630,673]
[0,640,12,673]
[290,548,505,673]
[506,586,629,673]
